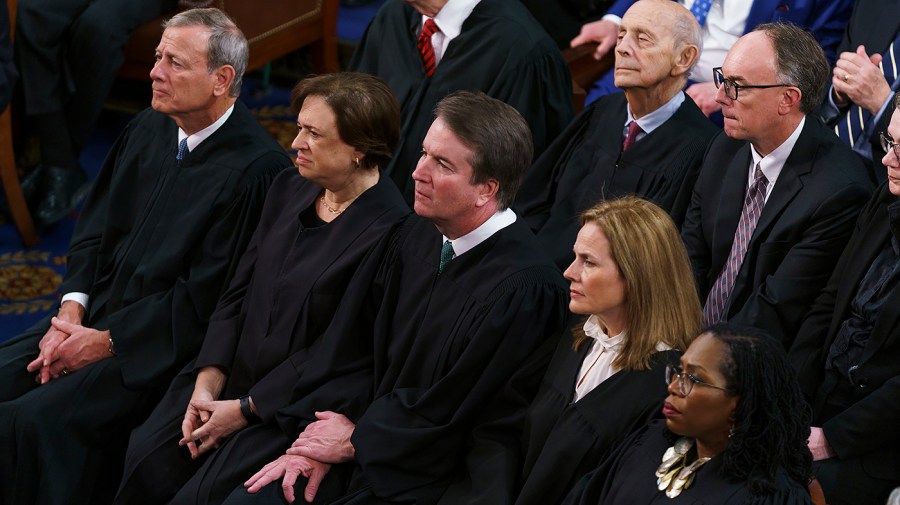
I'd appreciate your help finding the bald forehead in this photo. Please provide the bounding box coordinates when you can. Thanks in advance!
[723,31,777,82]
[622,0,691,37]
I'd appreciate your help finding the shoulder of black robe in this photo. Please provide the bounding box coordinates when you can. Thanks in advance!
[562,420,812,505]
[60,102,291,389]
[350,0,573,200]
[513,349,679,505]
[346,216,569,504]
[516,93,717,269]
[270,213,417,429]
[239,174,410,414]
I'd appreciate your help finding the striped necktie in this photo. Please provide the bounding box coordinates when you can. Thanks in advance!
[417,18,439,77]
[835,36,900,149]
[703,164,768,325]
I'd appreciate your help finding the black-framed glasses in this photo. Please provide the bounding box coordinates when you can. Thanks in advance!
[880,131,900,158]
[713,67,792,100]
[665,364,734,396]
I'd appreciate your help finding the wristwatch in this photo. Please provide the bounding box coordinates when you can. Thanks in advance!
[239,395,260,423]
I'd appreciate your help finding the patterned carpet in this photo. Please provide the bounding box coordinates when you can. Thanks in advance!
[0,82,296,342]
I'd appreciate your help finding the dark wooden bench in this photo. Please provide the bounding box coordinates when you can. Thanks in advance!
[118,0,339,81]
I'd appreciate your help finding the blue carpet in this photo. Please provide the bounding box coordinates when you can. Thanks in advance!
[0,80,296,342]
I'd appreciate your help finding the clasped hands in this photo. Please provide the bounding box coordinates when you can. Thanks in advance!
[832,45,892,115]
[179,394,248,459]
[26,302,111,384]
[242,411,355,503]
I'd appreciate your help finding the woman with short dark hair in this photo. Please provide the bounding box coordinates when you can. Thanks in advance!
[115,72,409,505]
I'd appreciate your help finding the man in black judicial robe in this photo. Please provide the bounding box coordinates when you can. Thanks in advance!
[788,102,900,505]
[0,9,289,505]
[349,0,574,202]
[681,24,872,346]
[221,92,569,505]
[515,0,716,270]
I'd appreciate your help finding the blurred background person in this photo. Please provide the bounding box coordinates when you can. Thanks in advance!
[563,323,814,504]
[14,0,177,227]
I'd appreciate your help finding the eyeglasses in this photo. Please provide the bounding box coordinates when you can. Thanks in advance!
[665,364,734,396]
[713,67,791,100]
[880,131,900,159]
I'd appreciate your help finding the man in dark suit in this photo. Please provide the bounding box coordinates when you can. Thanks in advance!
[789,95,900,505]
[820,0,900,183]
[515,0,717,270]
[681,22,873,347]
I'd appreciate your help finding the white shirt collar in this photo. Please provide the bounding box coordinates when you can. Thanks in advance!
[749,116,805,201]
[583,315,626,350]
[625,91,686,135]
[426,0,480,41]
[443,208,516,257]
[177,104,235,154]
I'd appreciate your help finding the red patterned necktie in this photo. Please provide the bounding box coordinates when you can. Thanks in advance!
[622,121,643,151]
[417,18,439,77]
[703,164,769,325]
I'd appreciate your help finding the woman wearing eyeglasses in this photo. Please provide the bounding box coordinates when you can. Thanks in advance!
[563,323,813,504]
[500,196,701,505]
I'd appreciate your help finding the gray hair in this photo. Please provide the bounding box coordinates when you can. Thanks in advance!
[753,22,829,114]
[671,9,703,77]
[164,8,248,97]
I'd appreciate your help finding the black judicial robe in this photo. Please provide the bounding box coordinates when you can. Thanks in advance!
[350,0,574,201]
[268,215,569,505]
[515,92,717,270]
[515,347,679,505]
[114,171,409,505]
[0,102,289,505]
[562,420,812,505]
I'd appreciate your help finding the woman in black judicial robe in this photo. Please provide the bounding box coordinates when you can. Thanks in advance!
[511,196,701,505]
[562,324,814,505]
[114,73,410,505]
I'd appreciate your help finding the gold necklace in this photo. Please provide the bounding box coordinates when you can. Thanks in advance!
[320,194,345,215]
[655,437,711,498]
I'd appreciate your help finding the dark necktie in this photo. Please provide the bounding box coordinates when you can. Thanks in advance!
[703,164,769,325]
[439,240,455,273]
[176,138,189,161]
[622,121,643,152]
[835,35,900,149]
[417,18,439,77]
[689,0,713,26]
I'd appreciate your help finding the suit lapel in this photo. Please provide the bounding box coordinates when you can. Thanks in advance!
[749,119,818,241]
[710,145,752,275]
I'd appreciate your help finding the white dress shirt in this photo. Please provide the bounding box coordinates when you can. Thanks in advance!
[443,207,516,258]
[749,116,805,203]
[420,0,481,65]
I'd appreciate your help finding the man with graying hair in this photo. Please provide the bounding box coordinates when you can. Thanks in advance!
[217,91,569,505]
[682,22,873,348]
[516,0,718,270]
[0,8,290,505]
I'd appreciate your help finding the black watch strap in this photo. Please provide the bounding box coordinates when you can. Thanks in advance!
[239,395,260,423]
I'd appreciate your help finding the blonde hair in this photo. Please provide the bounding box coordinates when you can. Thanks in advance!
[573,196,701,370]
